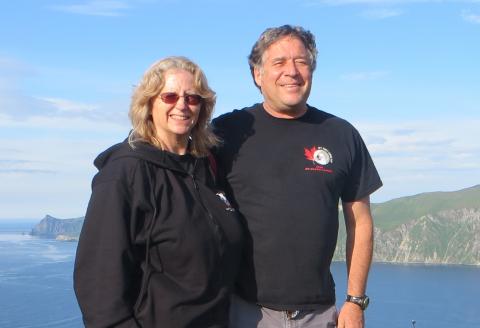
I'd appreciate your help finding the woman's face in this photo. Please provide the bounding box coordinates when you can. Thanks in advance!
[151,69,202,146]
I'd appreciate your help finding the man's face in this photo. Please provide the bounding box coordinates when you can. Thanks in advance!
[254,36,313,118]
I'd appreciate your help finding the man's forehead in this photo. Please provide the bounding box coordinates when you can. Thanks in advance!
[264,36,308,56]
[264,48,309,64]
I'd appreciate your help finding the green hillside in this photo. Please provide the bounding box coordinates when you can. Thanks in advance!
[335,184,480,265]
[371,184,480,231]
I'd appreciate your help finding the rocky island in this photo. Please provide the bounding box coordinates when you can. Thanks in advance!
[30,215,84,241]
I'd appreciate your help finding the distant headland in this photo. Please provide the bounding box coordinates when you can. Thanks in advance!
[30,215,84,241]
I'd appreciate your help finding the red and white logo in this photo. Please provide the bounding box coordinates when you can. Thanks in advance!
[304,146,333,173]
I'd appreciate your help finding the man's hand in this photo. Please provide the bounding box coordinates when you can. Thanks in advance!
[337,301,364,328]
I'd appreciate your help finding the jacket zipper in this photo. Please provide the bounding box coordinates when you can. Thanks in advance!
[189,171,225,258]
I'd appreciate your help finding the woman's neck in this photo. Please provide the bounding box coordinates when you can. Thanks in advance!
[155,133,189,155]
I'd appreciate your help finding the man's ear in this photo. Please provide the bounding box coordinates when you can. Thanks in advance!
[253,67,262,89]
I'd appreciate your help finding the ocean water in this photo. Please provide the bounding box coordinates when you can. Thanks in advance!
[332,263,480,328]
[0,220,82,328]
[0,219,479,328]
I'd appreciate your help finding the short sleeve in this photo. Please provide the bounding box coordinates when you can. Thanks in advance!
[341,128,382,202]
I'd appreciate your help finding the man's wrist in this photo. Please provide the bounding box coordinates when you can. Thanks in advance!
[346,294,370,310]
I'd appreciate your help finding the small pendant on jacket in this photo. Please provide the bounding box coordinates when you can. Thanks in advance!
[216,192,235,212]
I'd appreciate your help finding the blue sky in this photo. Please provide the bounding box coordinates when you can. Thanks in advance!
[1,0,479,219]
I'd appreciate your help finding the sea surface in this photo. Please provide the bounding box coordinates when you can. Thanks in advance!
[0,219,479,328]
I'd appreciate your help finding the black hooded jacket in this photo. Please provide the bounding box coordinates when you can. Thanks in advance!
[74,140,244,328]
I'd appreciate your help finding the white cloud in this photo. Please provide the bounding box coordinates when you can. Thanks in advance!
[1,90,127,123]
[0,57,49,119]
[306,0,396,4]
[0,159,55,175]
[51,0,130,16]
[303,0,480,22]
[304,0,412,6]
[39,97,99,114]
[1,114,479,216]
[354,118,480,202]
[0,55,130,218]
[0,116,128,218]
[0,58,128,124]
[462,10,480,24]
[0,56,35,77]
[306,0,480,5]
[0,55,132,125]
[341,70,389,81]
[361,8,404,19]
[0,113,128,132]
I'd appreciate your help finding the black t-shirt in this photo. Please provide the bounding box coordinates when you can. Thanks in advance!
[213,104,382,310]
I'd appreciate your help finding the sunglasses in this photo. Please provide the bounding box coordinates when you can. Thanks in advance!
[159,92,203,106]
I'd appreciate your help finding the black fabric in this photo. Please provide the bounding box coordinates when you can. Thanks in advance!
[74,139,244,328]
[213,104,382,310]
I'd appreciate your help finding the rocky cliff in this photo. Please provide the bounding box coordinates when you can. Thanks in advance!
[333,185,480,265]
[334,208,480,265]
[30,215,84,241]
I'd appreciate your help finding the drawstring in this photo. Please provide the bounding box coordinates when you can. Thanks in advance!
[144,162,159,269]
[207,152,217,185]
[134,162,160,316]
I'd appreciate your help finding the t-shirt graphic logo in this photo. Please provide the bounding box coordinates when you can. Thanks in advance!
[304,146,333,165]
[304,146,333,173]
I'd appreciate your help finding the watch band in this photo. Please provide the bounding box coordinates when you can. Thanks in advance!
[346,294,369,310]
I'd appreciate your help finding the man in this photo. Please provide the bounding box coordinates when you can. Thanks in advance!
[213,25,382,328]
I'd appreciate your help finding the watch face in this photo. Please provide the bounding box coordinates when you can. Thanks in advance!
[362,296,370,310]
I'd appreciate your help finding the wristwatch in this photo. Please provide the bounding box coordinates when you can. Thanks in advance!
[346,294,370,310]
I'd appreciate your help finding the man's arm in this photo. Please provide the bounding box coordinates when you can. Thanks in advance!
[337,196,374,328]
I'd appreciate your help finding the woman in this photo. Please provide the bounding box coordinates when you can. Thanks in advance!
[74,56,244,328]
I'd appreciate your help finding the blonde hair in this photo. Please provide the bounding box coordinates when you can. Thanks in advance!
[128,56,218,157]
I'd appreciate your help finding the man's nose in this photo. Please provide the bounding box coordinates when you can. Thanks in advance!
[284,60,299,76]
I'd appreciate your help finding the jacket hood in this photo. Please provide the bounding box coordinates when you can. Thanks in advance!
[94,139,197,174]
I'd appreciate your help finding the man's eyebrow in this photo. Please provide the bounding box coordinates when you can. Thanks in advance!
[270,55,309,62]
[270,56,287,62]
